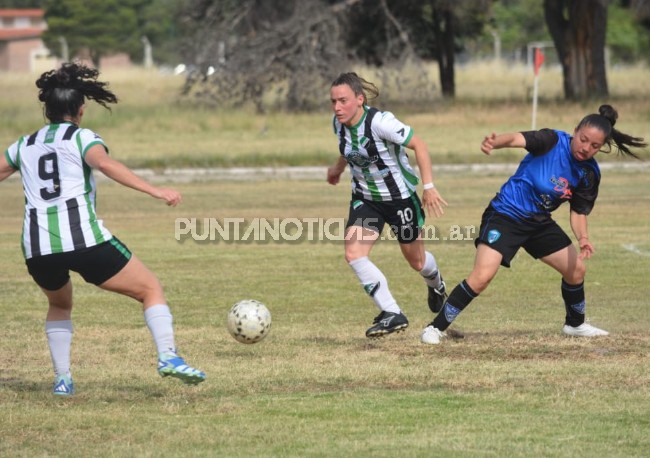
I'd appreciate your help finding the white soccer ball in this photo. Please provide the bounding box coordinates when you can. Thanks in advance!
[227,299,272,344]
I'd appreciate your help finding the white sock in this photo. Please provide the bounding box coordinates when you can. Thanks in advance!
[420,251,442,288]
[45,320,73,377]
[349,256,400,313]
[144,304,176,355]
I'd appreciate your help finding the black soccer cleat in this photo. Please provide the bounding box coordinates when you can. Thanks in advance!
[427,280,447,314]
[365,311,409,338]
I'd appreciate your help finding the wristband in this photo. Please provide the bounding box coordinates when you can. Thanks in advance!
[423,182,435,190]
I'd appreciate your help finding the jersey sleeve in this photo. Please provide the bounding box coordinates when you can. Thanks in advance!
[570,162,600,215]
[521,129,558,156]
[77,128,108,157]
[372,111,413,147]
[5,137,25,170]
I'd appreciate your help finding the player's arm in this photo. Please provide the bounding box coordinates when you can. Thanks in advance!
[327,156,347,185]
[570,210,594,259]
[0,153,17,181]
[407,134,447,218]
[480,132,527,155]
[84,144,182,206]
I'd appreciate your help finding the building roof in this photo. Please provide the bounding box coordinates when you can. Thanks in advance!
[0,9,44,18]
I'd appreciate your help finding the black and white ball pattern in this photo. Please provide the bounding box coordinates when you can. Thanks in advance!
[227,299,272,344]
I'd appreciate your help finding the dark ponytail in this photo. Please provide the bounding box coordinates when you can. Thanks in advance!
[577,104,646,159]
[36,62,118,123]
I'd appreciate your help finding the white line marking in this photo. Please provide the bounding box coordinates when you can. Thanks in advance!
[622,244,650,257]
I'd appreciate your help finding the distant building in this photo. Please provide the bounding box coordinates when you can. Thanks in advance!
[0,8,132,73]
[0,9,55,72]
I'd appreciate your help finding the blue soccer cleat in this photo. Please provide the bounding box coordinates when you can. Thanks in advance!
[52,374,75,396]
[157,352,206,385]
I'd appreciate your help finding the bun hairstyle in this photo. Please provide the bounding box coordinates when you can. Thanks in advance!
[577,104,646,159]
[36,62,118,123]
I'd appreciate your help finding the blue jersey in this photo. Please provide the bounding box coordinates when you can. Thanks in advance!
[490,129,600,222]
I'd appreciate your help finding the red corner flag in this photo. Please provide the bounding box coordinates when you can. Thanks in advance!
[534,48,545,76]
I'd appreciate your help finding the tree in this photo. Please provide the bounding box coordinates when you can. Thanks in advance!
[483,0,549,60]
[178,0,361,112]
[42,0,142,67]
[345,0,490,99]
[607,0,650,63]
[544,0,609,100]
[430,1,456,97]
[0,0,44,7]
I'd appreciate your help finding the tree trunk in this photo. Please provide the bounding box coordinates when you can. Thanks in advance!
[431,1,455,98]
[544,0,609,100]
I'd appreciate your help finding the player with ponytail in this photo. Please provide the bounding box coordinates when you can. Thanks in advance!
[0,63,205,394]
[421,105,647,344]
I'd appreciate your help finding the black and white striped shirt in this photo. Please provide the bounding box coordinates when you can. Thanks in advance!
[333,106,420,201]
[5,122,113,259]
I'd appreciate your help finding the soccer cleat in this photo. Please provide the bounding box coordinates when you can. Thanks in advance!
[427,280,448,314]
[157,352,206,385]
[52,374,75,396]
[562,323,609,337]
[420,324,446,345]
[365,311,409,338]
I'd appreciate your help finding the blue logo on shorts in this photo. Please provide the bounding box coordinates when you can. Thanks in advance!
[487,229,501,244]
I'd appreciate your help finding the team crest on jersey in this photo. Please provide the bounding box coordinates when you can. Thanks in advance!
[345,150,377,168]
[550,176,572,199]
[487,229,501,244]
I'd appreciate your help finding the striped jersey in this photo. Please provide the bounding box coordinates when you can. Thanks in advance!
[4,122,113,259]
[333,106,420,201]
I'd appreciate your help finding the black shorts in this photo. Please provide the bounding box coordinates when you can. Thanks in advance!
[345,194,424,244]
[26,237,132,291]
[475,206,572,268]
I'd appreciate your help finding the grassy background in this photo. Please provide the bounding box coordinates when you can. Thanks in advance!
[0,63,649,457]
[1,62,649,168]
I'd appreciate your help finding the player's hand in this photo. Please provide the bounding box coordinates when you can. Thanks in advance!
[152,187,182,206]
[422,188,447,218]
[578,237,595,260]
[327,166,343,185]
[481,132,497,155]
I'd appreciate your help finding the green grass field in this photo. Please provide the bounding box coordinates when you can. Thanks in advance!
[1,171,648,457]
[0,63,649,457]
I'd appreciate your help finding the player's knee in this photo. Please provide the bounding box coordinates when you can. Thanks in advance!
[407,257,425,271]
[567,259,586,284]
[467,272,494,294]
[345,248,365,263]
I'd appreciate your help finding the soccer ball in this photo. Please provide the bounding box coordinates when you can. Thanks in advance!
[227,299,272,344]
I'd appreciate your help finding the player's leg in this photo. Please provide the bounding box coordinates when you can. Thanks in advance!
[540,245,608,337]
[345,200,407,337]
[97,252,206,384]
[421,243,503,345]
[26,255,76,395]
[400,238,447,313]
[42,280,76,395]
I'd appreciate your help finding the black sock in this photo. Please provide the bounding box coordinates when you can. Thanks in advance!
[432,279,477,331]
[561,279,585,327]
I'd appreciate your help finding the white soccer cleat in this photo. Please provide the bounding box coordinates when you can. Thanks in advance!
[420,325,446,345]
[562,323,609,337]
